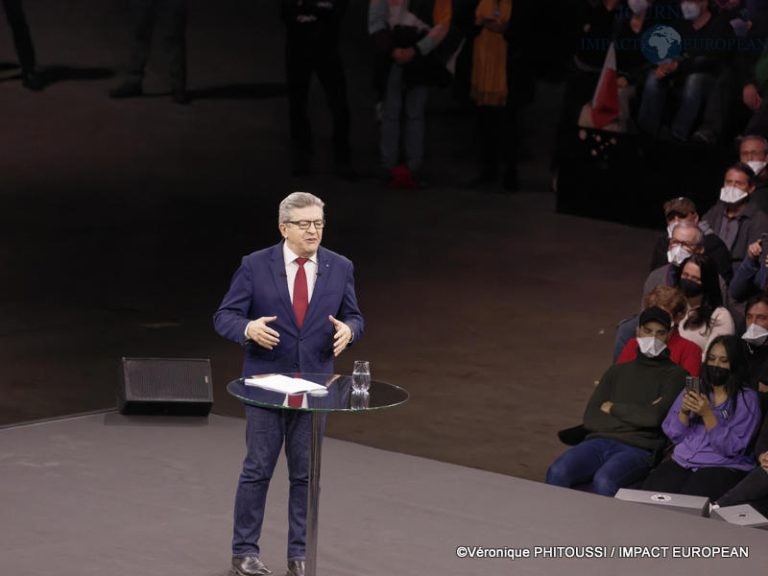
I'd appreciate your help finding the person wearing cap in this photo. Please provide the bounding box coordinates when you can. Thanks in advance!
[649,197,732,284]
[616,286,702,377]
[546,307,687,497]
[702,163,768,274]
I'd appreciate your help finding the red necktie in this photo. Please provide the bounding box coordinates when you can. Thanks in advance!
[293,257,309,329]
[288,371,304,407]
[287,394,303,408]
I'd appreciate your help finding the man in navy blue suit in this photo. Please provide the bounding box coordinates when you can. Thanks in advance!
[214,191,364,576]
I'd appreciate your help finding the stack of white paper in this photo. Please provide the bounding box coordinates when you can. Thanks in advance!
[244,375,326,394]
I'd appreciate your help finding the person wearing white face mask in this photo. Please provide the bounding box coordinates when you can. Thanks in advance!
[702,163,768,274]
[617,286,703,376]
[637,0,735,143]
[739,134,768,180]
[649,197,733,283]
[740,294,768,394]
[738,135,768,214]
[547,307,687,497]
[643,221,730,304]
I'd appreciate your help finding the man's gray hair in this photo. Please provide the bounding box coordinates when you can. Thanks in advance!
[279,191,325,223]
[739,134,768,152]
[673,220,703,246]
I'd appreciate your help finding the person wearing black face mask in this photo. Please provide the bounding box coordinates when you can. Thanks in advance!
[642,335,761,500]
[674,254,736,355]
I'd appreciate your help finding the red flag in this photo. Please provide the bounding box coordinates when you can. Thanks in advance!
[590,43,619,129]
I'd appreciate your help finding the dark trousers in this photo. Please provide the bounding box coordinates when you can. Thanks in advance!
[285,24,350,163]
[233,405,322,560]
[2,0,36,71]
[546,437,653,497]
[475,104,518,179]
[126,0,187,90]
[642,459,748,501]
[718,466,768,509]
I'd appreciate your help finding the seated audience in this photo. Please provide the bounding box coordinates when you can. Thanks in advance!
[738,135,768,214]
[637,0,734,143]
[643,222,728,302]
[643,335,761,500]
[729,236,768,302]
[553,0,621,172]
[742,292,768,394]
[702,163,768,273]
[716,412,768,514]
[617,286,702,376]
[733,10,768,137]
[649,197,732,283]
[675,254,736,355]
[611,0,658,133]
[547,307,687,496]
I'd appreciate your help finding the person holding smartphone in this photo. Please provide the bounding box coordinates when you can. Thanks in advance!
[642,335,762,500]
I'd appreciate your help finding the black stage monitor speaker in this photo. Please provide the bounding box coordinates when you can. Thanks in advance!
[119,357,213,416]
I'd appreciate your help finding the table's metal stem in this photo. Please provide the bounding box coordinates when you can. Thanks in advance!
[305,411,323,576]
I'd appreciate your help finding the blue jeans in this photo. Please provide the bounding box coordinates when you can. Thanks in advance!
[546,437,653,497]
[380,64,428,171]
[637,71,716,140]
[232,405,318,560]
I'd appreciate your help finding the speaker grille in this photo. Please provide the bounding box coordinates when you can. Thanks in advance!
[122,358,213,402]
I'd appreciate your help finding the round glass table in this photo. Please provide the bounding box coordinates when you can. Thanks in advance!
[227,374,408,576]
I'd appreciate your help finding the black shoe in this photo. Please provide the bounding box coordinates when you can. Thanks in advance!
[285,559,305,576]
[109,81,143,99]
[231,555,272,576]
[172,89,190,105]
[22,70,44,91]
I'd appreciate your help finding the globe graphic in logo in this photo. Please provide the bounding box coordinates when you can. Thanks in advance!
[641,25,682,65]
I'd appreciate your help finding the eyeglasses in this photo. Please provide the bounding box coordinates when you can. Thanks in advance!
[669,239,699,250]
[665,210,690,220]
[284,219,325,230]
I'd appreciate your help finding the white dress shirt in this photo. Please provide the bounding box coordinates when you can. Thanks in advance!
[283,243,318,303]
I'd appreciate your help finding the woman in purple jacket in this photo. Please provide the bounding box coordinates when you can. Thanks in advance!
[642,335,762,500]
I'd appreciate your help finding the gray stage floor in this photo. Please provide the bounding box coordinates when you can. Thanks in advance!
[2,413,766,576]
[0,0,672,485]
